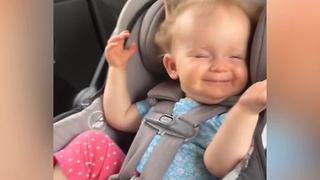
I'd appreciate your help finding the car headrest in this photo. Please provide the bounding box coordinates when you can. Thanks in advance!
[138,1,266,83]
[139,0,168,79]
[250,7,266,83]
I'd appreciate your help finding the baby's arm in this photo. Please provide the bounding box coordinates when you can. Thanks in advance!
[103,30,141,133]
[204,80,267,177]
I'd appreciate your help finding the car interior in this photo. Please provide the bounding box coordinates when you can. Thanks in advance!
[54,0,127,117]
[54,0,266,179]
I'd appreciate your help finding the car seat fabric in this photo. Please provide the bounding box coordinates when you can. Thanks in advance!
[250,8,266,83]
[114,0,162,102]
[54,0,266,179]
[139,0,167,79]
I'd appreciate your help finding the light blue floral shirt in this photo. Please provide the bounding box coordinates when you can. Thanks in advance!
[135,98,226,179]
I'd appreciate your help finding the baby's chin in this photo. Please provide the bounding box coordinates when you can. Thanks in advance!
[199,97,227,105]
[186,94,227,105]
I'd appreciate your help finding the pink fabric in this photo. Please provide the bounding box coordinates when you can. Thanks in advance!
[54,130,125,180]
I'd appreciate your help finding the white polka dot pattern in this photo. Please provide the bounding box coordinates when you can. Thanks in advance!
[54,130,125,180]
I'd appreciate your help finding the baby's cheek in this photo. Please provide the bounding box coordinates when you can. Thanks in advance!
[179,79,195,94]
[236,69,248,86]
[181,76,196,88]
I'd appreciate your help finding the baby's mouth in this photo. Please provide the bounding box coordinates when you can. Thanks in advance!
[203,78,232,82]
[203,74,233,83]
[203,78,233,86]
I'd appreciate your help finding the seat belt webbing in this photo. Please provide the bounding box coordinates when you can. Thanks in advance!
[117,124,157,179]
[117,101,174,179]
[179,105,227,126]
[140,103,229,179]
[141,134,184,179]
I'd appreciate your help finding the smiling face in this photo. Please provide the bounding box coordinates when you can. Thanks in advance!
[163,2,251,104]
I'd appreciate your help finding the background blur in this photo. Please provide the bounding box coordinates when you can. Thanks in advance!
[0,0,319,179]
[268,0,320,179]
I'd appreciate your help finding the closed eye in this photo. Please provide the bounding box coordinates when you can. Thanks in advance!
[230,55,244,60]
[194,55,210,59]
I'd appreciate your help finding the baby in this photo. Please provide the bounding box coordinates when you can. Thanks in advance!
[53,0,266,179]
[104,0,266,179]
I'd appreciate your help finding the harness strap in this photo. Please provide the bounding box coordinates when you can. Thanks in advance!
[116,101,174,180]
[180,105,228,126]
[141,134,184,179]
[140,103,229,180]
[117,124,158,179]
[147,80,183,102]
[110,80,239,180]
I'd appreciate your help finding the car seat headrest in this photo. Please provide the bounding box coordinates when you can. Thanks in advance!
[139,0,168,79]
[250,7,266,83]
[138,0,266,83]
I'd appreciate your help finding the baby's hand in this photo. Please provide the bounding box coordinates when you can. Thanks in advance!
[105,30,137,69]
[237,80,267,115]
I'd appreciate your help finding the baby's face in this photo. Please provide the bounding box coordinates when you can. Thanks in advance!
[169,4,250,104]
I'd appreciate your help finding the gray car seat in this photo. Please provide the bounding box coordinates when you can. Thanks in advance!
[54,0,266,179]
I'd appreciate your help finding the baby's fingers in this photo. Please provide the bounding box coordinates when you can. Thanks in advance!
[128,42,137,54]
[107,36,123,44]
[119,42,137,60]
[119,30,130,38]
[105,42,119,52]
[259,80,267,105]
[107,31,130,43]
[237,79,267,114]
[257,88,267,109]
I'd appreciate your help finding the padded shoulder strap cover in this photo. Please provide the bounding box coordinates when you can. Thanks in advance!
[147,80,184,102]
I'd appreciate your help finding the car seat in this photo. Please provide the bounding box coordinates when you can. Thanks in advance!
[54,0,266,179]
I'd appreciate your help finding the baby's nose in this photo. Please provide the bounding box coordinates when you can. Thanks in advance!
[209,59,229,72]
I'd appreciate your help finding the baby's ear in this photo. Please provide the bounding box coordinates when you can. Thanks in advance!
[164,0,183,19]
[163,54,178,80]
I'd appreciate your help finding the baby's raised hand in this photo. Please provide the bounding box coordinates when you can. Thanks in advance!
[105,30,137,69]
[237,80,267,115]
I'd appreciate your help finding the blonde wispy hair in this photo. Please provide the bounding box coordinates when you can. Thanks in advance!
[155,0,265,53]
